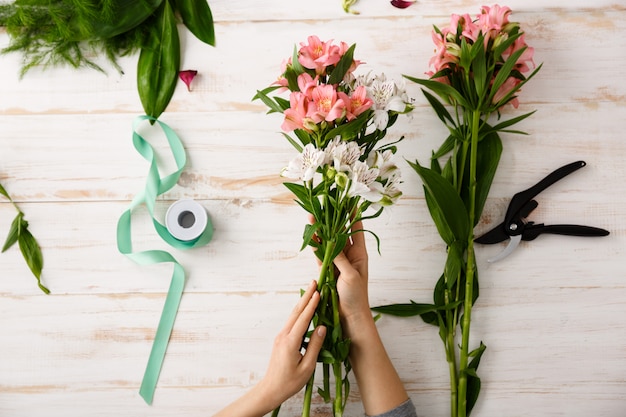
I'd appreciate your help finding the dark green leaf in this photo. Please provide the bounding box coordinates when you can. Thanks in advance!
[405,75,468,108]
[137,0,180,120]
[467,342,487,415]
[2,213,23,253]
[328,43,356,85]
[488,46,527,105]
[432,134,456,160]
[283,182,313,212]
[371,302,438,317]
[409,160,470,245]
[290,44,305,74]
[422,89,455,126]
[490,110,536,132]
[173,0,215,46]
[473,131,502,223]
[87,0,163,39]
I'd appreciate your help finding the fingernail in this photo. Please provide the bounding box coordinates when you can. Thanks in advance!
[317,326,326,337]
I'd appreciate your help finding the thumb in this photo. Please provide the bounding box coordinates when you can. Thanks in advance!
[333,251,354,275]
[301,326,326,367]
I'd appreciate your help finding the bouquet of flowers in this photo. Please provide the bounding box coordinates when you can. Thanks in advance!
[254,35,413,417]
[373,5,541,417]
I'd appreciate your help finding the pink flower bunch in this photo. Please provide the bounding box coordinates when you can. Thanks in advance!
[274,36,374,133]
[281,73,373,132]
[428,4,536,108]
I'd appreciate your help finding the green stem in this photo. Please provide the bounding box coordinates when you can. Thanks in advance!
[457,110,481,417]
[333,362,343,417]
[446,326,458,417]
[302,372,315,417]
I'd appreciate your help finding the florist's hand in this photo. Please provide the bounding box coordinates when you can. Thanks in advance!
[257,279,326,409]
[333,220,371,338]
[213,280,326,417]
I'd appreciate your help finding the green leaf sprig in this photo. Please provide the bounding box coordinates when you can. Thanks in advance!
[0,182,49,294]
[0,0,215,120]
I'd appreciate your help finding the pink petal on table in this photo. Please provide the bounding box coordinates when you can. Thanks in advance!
[179,70,198,91]
[390,0,415,9]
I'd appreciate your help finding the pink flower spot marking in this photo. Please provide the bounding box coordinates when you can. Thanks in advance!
[179,70,198,92]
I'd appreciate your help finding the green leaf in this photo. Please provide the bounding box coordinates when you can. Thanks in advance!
[281,133,303,153]
[471,40,487,104]
[490,110,536,133]
[467,342,487,416]
[472,131,502,224]
[252,85,281,102]
[444,240,465,291]
[488,46,527,105]
[283,182,313,213]
[327,43,356,85]
[329,234,348,261]
[422,89,456,127]
[409,160,470,245]
[253,89,284,114]
[405,75,469,108]
[371,302,439,317]
[301,222,319,251]
[87,0,163,39]
[2,213,23,253]
[18,227,49,294]
[137,0,180,120]
[173,0,215,46]
[0,182,11,200]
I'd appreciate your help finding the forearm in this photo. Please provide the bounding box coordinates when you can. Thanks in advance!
[213,381,277,417]
[346,314,409,416]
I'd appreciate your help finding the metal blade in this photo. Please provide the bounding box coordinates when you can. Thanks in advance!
[475,223,508,244]
[487,234,521,263]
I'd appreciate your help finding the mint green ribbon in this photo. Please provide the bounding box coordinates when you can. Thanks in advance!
[116,115,213,405]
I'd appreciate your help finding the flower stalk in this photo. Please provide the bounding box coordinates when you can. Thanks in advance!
[372,5,541,416]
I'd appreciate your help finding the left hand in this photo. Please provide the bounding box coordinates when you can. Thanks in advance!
[256,279,326,410]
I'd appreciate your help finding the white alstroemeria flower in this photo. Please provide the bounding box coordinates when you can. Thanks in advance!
[367,74,407,131]
[347,160,381,201]
[323,137,342,165]
[333,140,362,172]
[281,144,325,181]
[367,149,400,180]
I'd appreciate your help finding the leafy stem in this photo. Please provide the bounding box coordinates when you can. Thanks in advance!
[0,182,49,294]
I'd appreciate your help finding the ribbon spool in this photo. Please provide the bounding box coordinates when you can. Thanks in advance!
[116,115,213,405]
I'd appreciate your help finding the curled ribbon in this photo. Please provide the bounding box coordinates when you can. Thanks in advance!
[116,115,213,404]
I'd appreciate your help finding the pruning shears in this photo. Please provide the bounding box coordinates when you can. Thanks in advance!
[475,160,610,262]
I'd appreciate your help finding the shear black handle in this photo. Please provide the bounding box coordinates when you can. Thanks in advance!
[505,161,586,225]
[522,224,610,241]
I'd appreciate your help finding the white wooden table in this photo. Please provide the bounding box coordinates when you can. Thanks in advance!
[1,1,625,416]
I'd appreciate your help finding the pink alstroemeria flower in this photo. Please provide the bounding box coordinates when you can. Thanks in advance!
[297,73,319,97]
[476,4,512,45]
[503,33,535,73]
[298,35,342,75]
[338,85,373,121]
[309,85,346,123]
[492,76,521,108]
[179,70,198,91]
[282,92,310,132]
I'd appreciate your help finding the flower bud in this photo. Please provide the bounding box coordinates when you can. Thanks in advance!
[335,172,349,189]
[325,167,337,181]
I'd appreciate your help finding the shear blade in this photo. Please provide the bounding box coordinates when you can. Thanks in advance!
[487,235,521,263]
